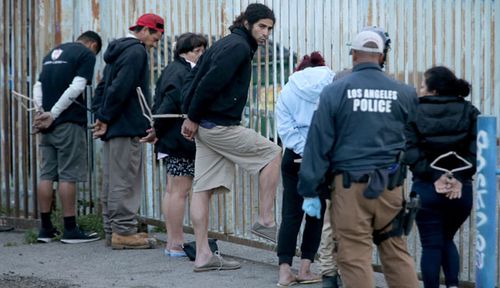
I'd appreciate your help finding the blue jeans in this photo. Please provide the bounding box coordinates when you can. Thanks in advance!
[412,179,472,288]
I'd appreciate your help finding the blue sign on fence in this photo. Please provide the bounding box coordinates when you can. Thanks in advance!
[475,116,498,288]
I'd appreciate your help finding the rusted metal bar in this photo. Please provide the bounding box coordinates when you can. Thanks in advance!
[21,0,29,219]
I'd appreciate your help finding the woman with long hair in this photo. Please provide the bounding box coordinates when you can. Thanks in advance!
[405,66,480,288]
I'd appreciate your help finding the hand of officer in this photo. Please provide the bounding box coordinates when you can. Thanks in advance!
[181,118,198,141]
[302,197,321,219]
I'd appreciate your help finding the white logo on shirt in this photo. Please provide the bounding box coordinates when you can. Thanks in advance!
[51,49,63,60]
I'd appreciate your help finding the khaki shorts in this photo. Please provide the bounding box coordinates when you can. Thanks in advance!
[39,122,87,182]
[193,125,281,193]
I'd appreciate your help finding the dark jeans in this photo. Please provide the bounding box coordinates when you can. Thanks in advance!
[412,179,473,288]
[277,148,326,265]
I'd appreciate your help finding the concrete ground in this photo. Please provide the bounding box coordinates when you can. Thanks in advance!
[0,230,392,288]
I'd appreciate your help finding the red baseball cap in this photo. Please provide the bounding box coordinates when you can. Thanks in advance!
[129,13,165,33]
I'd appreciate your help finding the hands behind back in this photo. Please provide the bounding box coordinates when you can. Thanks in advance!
[181,118,199,141]
[92,119,107,139]
[434,174,462,199]
[33,111,54,131]
[140,128,157,143]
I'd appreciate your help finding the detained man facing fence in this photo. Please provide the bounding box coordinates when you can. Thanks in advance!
[92,13,163,250]
[298,30,419,288]
[34,31,102,244]
[181,3,282,272]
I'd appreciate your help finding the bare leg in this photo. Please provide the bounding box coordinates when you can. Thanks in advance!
[162,175,192,251]
[258,153,281,226]
[38,180,54,213]
[58,181,77,217]
[190,190,213,267]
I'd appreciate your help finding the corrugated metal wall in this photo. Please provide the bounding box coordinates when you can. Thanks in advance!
[1,0,499,285]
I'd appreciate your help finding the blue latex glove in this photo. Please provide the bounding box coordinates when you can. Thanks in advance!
[302,197,321,219]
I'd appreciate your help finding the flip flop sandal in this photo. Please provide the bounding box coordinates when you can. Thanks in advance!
[164,248,187,257]
[276,280,298,287]
[297,277,322,284]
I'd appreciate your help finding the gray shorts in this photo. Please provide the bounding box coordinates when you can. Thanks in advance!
[39,122,87,182]
[193,125,281,193]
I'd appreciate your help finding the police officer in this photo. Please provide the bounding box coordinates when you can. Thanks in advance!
[298,30,419,288]
[317,26,391,288]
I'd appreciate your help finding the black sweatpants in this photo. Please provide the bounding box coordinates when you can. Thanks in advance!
[277,148,326,265]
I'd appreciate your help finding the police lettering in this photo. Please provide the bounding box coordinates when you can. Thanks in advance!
[347,89,363,98]
[348,89,397,113]
[353,99,392,112]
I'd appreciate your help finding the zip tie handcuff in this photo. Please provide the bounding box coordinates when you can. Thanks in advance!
[430,151,473,179]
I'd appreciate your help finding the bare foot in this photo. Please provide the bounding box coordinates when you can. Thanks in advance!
[278,264,297,286]
[278,273,297,286]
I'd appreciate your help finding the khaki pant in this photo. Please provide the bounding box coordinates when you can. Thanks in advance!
[332,175,418,288]
[102,137,143,236]
[193,125,281,192]
[318,199,339,276]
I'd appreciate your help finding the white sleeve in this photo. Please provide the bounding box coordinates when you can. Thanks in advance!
[33,81,43,112]
[50,76,87,119]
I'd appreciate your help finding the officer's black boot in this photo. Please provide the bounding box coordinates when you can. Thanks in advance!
[322,274,342,288]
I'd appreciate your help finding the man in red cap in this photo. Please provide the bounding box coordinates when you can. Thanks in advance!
[92,13,164,249]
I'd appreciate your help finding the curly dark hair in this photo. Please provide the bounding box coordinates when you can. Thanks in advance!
[229,3,275,31]
[424,66,471,97]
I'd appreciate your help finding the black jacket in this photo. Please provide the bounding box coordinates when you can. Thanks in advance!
[92,37,150,140]
[183,27,258,125]
[298,63,418,198]
[404,95,480,183]
[153,57,195,159]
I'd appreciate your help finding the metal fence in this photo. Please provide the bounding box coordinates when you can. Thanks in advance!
[1,0,499,285]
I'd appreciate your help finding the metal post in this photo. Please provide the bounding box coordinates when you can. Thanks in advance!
[475,115,498,287]
[86,85,93,214]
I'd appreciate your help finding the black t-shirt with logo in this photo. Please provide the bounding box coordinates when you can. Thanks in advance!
[39,42,96,129]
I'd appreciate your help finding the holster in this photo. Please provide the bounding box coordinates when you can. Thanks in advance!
[403,191,420,235]
[387,151,407,190]
[372,191,420,245]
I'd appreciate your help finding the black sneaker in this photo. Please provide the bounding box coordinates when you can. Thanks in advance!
[60,226,100,244]
[37,227,60,243]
